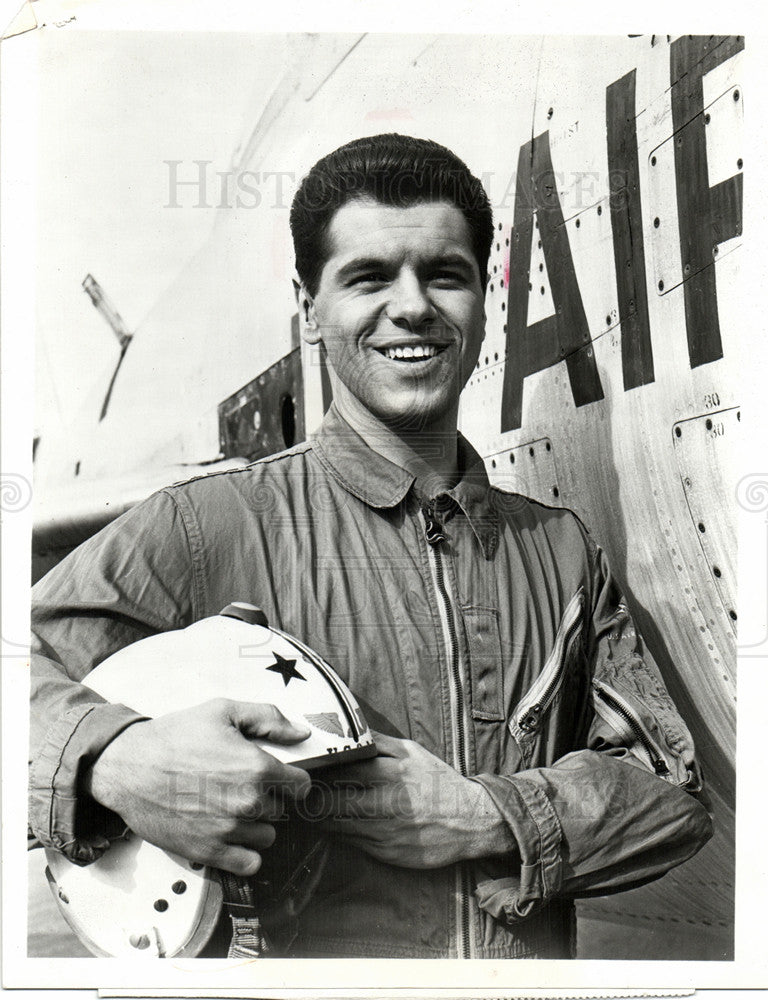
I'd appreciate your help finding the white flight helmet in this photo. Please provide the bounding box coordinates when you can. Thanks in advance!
[45,604,376,958]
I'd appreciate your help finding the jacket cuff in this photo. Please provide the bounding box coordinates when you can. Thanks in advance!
[470,773,563,922]
[29,701,146,865]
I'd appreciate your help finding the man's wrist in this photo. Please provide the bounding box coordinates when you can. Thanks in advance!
[83,718,147,811]
[463,778,519,860]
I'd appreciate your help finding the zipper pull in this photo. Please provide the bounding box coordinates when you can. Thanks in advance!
[421,501,447,546]
[518,703,542,734]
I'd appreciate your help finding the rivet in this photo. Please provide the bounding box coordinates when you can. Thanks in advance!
[129,934,151,950]
[58,889,69,905]
[737,158,743,169]
[684,263,691,274]
[547,107,554,119]
[491,458,496,469]
[675,426,682,438]
[733,89,740,101]
[658,279,664,291]
[154,899,169,912]
[704,113,711,125]
[529,447,535,457]
[575,218,581,228]
[597,204,602,215]
[651,155,657,166]
[713,566,722,578]
[509,453,515,464]
[172,880,187,895]
[729,609,737,621]
[653,217,660,228]
[706,418,713,430]
[698,522,705,532]
[553,486,559,498]
[606,314,611,326]
[540,286,545,295]
[190,862,204,870]
[545,441,551,451]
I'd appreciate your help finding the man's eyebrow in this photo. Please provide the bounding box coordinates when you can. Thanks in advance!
[427,253,476,271]
[336,257,390,279]
[336,252,476,279]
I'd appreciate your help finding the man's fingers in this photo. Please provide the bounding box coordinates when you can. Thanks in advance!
[366,731,404,757]
[322,755,396,786]
[227,700,311,744]
[309,784,392,821]
[215,845,264,877]
[227,820,278,852]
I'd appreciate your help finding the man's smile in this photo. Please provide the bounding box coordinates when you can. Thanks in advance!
[375,343,450,362]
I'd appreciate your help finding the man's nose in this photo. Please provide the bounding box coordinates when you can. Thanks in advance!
[386,273,436,329]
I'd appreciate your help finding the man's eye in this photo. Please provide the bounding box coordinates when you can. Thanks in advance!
[431,271,467,285]
[350,273,388,286]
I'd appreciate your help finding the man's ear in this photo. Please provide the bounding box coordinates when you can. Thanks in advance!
[297,283,321,346]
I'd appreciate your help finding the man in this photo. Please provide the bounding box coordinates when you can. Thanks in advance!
[30,134,711,959]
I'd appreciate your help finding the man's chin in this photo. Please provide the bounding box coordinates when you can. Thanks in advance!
[369,400,457,435]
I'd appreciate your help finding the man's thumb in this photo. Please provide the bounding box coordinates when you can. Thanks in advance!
[227,701,311,744]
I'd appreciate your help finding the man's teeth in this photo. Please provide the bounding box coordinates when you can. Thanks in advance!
[382,345,440,360]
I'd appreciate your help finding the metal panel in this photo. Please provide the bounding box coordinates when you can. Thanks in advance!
[485,437,562,507]
[672,406,739,635]
[561,196,620,340]
[649,85,743,295]
[526,213,557,326]
[218,348,304,462]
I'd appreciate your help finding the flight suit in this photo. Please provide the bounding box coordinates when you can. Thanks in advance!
[30,405,712,957]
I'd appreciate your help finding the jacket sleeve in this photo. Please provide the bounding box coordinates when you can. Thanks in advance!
[29,489,195,865]
[470,538,713,924]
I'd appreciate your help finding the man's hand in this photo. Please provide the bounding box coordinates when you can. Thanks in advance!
[84,699,312,876]
[308,733,517,869]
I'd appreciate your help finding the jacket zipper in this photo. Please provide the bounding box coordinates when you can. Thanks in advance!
[421,500,472,960]
[593,679,671,777]
[509,588,584,742]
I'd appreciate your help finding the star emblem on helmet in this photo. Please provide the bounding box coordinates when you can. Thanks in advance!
[265,651,306,686]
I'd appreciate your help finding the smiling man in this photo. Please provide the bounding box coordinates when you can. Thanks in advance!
[30,134,711,960]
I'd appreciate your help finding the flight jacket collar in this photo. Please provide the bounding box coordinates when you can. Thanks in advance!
[311,404,500,559]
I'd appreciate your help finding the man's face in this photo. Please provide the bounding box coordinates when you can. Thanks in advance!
[300,197,486,433]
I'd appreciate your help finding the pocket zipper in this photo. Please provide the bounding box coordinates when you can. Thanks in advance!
[509,587,585,741]
[592,679,670,777]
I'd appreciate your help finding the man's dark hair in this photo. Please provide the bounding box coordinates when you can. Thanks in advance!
[289,133,494,296]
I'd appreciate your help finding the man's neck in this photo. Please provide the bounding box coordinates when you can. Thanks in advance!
[333,395,460,497]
